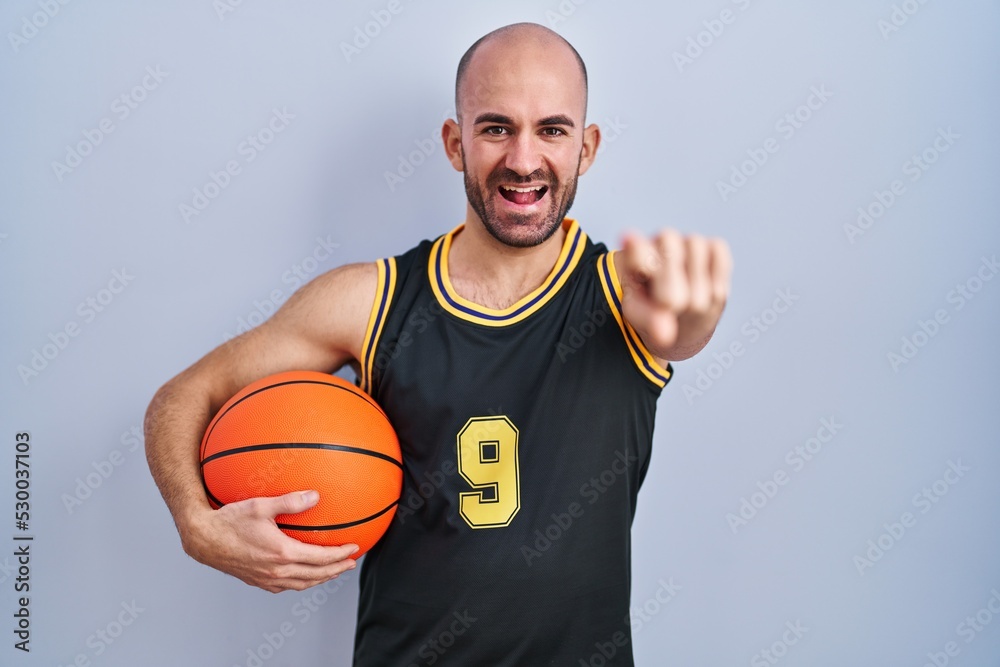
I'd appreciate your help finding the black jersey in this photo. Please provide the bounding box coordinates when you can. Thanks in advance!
[353,219,671,666]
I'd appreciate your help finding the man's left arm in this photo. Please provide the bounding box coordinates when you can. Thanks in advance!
[615,230,732,363]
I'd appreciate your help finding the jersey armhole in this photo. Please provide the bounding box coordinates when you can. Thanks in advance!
[596,251,672,389]
[359,257,397,395]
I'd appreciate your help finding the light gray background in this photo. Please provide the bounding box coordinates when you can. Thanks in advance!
[2,1,999,666]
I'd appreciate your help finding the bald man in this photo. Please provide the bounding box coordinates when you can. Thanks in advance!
[145,22,730,666]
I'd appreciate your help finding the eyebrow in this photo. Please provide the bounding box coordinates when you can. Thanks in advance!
[538,114,575,128]
[473,112,576,129]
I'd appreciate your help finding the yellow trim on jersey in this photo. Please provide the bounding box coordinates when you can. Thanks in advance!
[427,218,587,327]
[597,251,671,388]
[359,257,396,395]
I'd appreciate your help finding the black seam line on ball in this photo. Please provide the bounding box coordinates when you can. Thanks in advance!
[200,378,386,459]
[201,442,403,468]
[276,500,400,531]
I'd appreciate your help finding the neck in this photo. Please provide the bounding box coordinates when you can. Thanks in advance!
[447,208,567,310]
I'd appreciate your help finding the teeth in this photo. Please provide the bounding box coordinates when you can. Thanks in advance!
[500,185,544,193]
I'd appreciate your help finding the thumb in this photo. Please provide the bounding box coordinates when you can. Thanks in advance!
[268,490,320,517]
[624,296,678,352]
[619,233,658,286]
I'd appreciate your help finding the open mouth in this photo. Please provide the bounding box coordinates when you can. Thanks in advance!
[498,184,549,206]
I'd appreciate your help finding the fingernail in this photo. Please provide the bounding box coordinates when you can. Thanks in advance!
[301,491,319,504]
[350,545,360,555]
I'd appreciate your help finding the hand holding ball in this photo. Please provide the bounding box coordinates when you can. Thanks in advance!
[200,371,402,557]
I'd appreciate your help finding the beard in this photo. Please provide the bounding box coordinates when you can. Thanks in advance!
[463,154,580,249]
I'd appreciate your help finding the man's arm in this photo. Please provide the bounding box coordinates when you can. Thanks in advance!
[144,262,376,593]
[615,231,732,362]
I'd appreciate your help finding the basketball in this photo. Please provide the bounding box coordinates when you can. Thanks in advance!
[200,370,403,557]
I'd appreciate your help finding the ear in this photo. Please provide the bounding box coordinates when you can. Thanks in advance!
[577,123,602,177]
[442,119,464,172]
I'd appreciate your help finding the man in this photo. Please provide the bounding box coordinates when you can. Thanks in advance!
[145,22,730,665]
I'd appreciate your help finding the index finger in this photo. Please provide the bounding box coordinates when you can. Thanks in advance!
[279,537,361,567]
[708,238,733,301]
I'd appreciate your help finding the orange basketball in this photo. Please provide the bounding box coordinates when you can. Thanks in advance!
[200,370,402,557]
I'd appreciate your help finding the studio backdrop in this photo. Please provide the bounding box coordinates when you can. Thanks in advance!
[2,1,999,665]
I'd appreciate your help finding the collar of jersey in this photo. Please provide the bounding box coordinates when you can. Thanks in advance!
[427,218,587,327]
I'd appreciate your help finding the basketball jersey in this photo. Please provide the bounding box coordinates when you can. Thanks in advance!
[352,218,672,666]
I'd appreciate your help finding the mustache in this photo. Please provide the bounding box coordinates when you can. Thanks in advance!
[486,168,555,187]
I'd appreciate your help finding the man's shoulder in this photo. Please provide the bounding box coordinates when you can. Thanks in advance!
[390,236,438,260]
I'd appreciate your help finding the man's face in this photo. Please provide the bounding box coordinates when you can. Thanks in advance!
[451,38,597,248]
[461,137,580,249]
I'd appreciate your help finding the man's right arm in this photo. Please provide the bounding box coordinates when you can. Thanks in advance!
[144,262,377,593]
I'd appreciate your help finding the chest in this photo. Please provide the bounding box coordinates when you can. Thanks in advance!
[448,274,541,311]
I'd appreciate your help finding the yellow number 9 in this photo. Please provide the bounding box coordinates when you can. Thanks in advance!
[457,416,520,529]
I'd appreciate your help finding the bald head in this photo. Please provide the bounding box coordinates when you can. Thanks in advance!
[455,23,588,123]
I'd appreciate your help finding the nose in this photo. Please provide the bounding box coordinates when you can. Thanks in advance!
[504,132,543,178]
